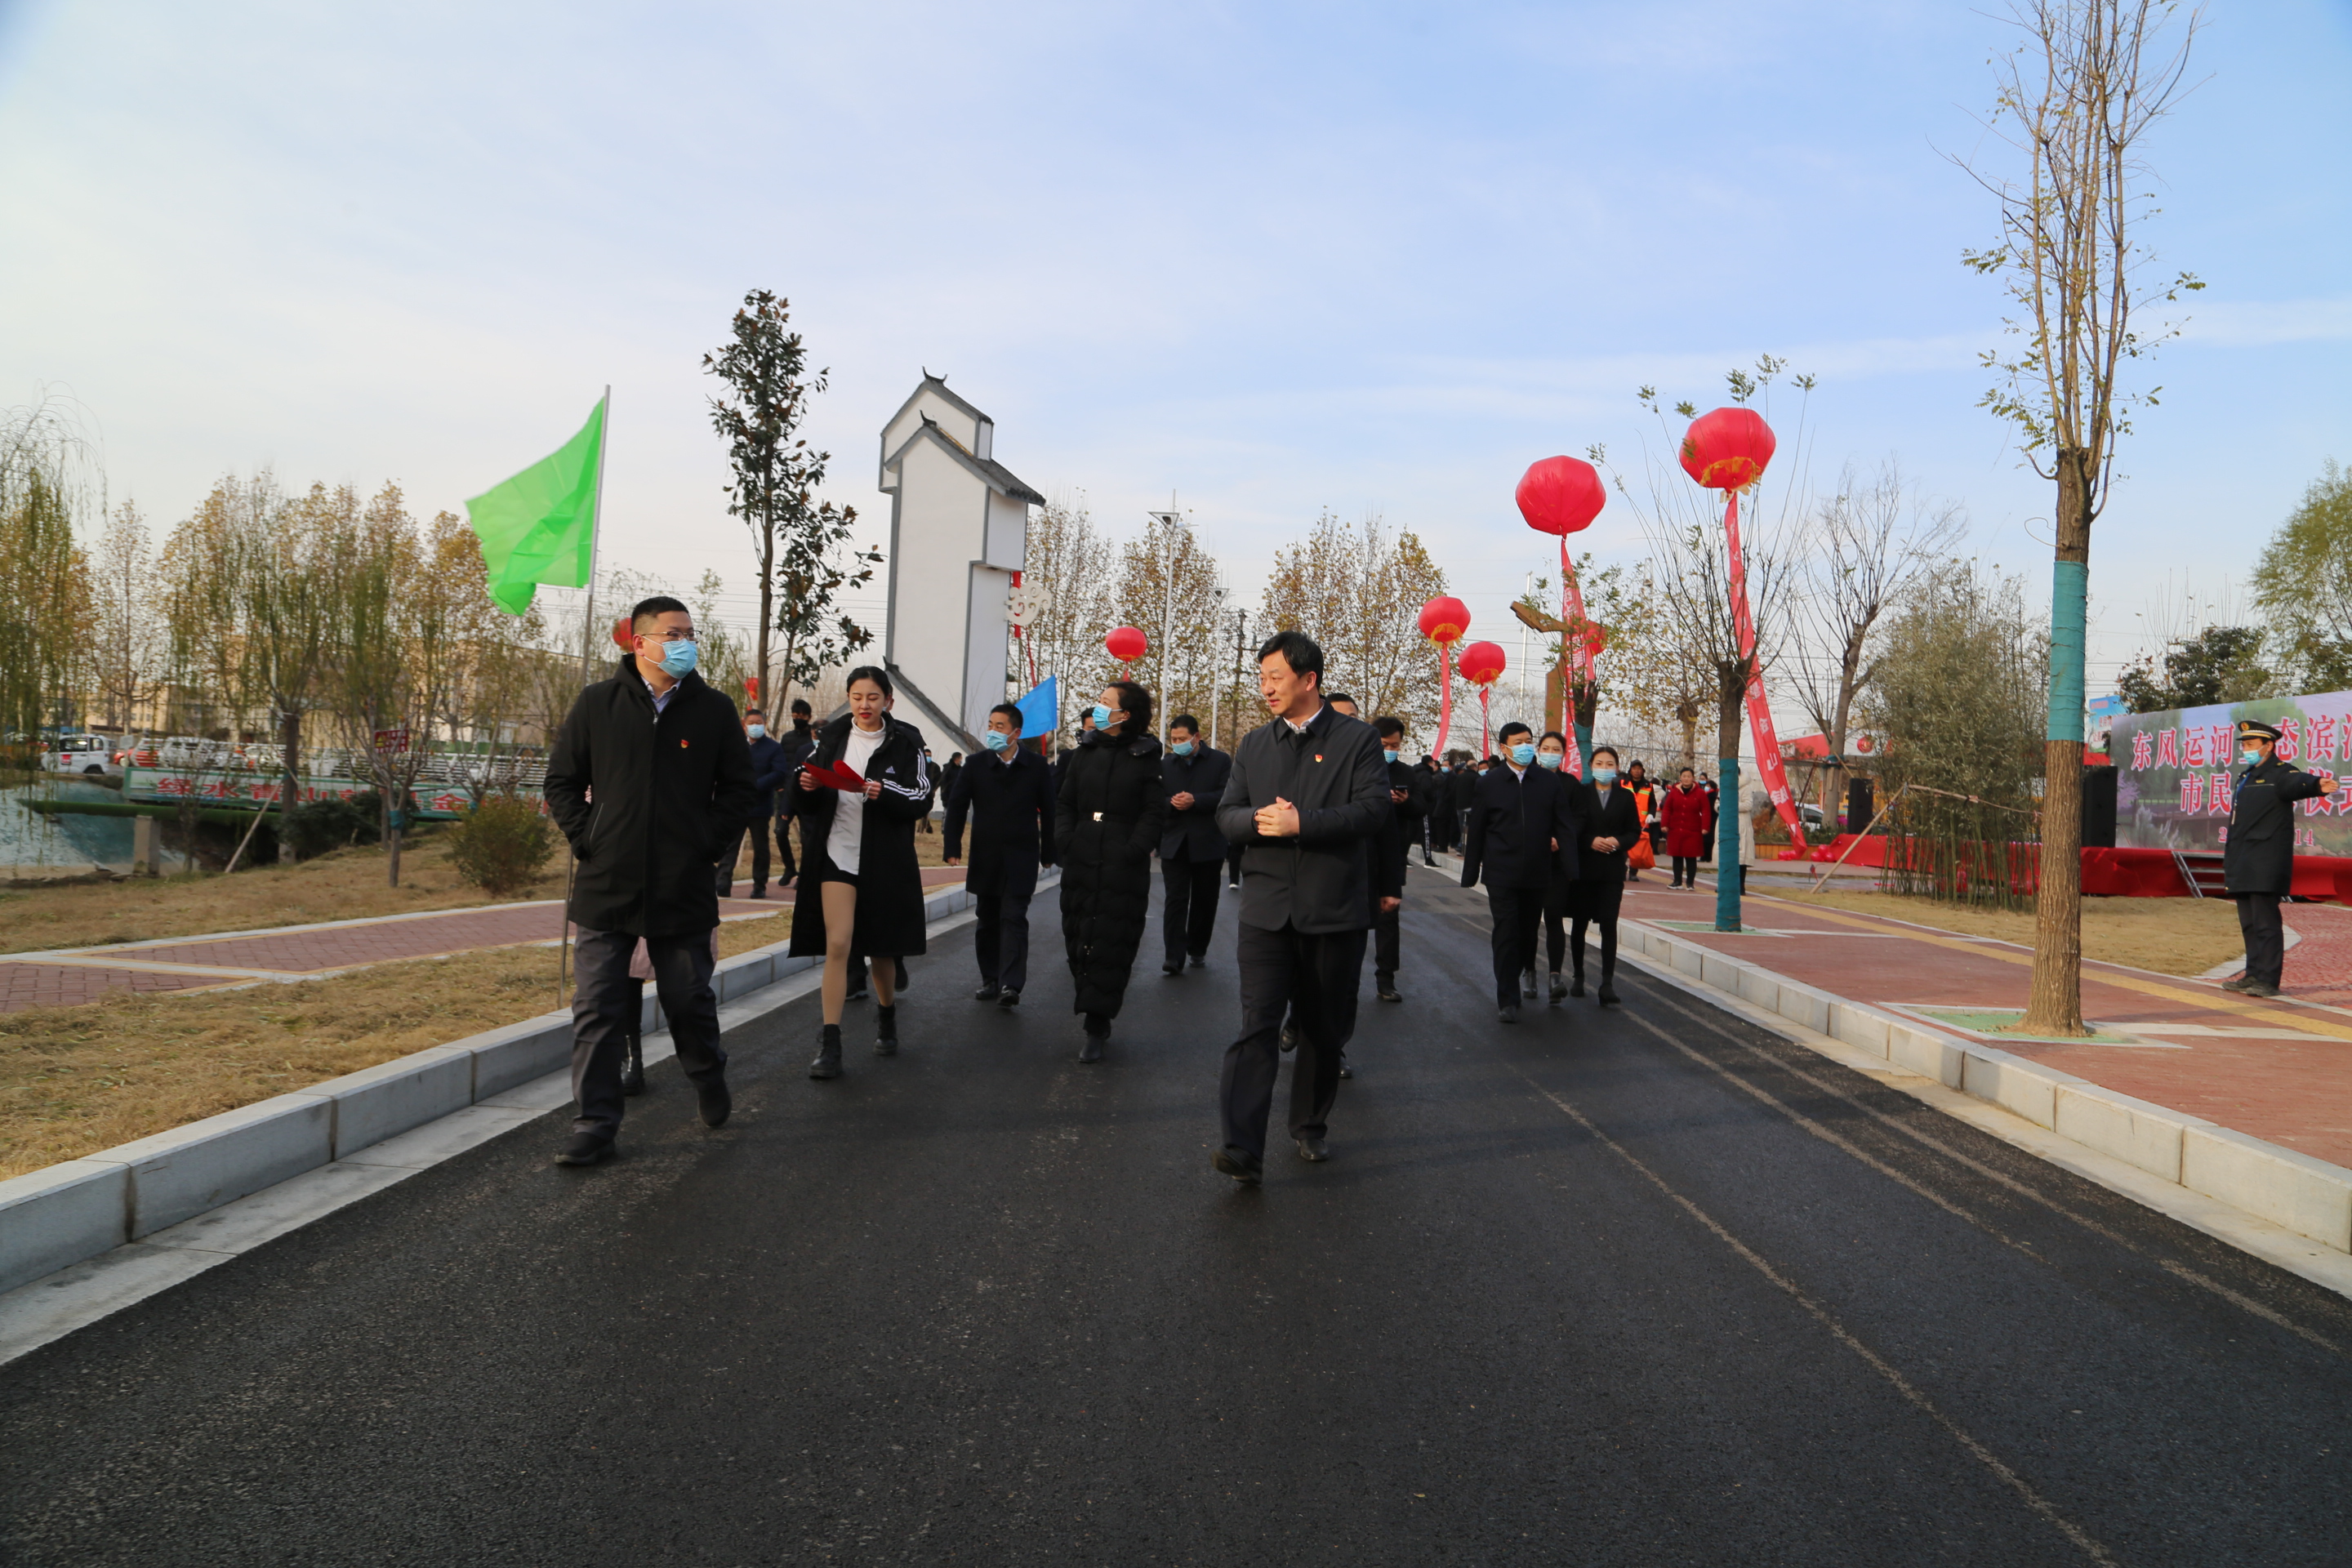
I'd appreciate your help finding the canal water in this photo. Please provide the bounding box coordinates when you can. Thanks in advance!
[0,781,190,877]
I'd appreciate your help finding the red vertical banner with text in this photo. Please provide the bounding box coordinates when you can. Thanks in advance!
[1723,490,1806,849]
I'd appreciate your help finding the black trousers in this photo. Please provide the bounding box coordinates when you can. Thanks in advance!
[1542,875,1575,973]
[1227,841,1245,888]
[714,823,770,896]
[570,927,727,1139]
[774,813,799,886]
[1161,851,1226,962]
[1672,856,1697,886]
[1570,876,1624,982]
[2236,893,2285,987]
[1486,884,1544,1007]
[972,853,1040,992]
[1221,921,1365,1159]
[1374,901,1401,979]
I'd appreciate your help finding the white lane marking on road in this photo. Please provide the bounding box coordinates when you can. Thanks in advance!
[1628,981,2348,1359]
[1510,1063,2120,1568]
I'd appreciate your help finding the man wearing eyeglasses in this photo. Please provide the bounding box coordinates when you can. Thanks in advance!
[543,595,758,1166]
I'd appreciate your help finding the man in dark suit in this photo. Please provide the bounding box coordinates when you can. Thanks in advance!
[1461,720,1580,1022]
[774,698,817,889]
[1447,755,1478,853]
[716,706,791,899]
[943,702,1057,1007]
[1158,712,1232,974]
[1371,717,1425,1003]
[2222,719,2338,996]
[1213,631,1390,1182]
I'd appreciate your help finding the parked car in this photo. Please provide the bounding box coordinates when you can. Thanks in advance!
[43,736,122,777]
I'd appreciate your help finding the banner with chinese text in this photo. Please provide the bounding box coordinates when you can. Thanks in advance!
[2107,690,2352,855]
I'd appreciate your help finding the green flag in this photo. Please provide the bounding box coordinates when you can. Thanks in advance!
[465,396,605,615]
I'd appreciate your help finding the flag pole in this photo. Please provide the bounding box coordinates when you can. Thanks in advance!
[562,385,610,1011]
[577,385,612,687]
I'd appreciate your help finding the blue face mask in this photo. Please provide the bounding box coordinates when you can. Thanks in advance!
[1535,751,1564,770]
[1508,742,1536,767]
[1091,704,1114,731]
[1172,740,1196,757]
[1382,748,1399,764]
[982,728,1012,752]
[2240,748,2262,766]
[746,724,764,739]
[1592,766,1619,785]
[653,638,697,678]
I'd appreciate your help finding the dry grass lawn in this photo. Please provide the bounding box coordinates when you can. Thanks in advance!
[0,814,951,956]
[0,906,791,1179]
[1754,889,2246,977]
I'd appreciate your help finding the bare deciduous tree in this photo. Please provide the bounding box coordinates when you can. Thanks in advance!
[1262,510,1450,739]
[1957,0,2203,1033]
[1791,459,1964,813]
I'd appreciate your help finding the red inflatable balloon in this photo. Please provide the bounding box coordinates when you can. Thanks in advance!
[1459,641,1506,686]
[1679,407,1776,492]
[1105,625,1147,662]
[1417,596,1470,644]
[1515,457,1605,537]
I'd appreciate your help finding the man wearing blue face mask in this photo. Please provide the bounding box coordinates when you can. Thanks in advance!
[1460,720,1582,1022]
[2221,719,2338,996]
[1158,713,1232,975]
[943,702,1056,1007]
[543,595,757,1166]
[715,706,790,899]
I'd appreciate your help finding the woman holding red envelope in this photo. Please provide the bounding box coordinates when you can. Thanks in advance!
[787,666,938,1080]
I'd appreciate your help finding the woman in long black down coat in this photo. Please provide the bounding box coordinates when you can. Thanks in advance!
[1054,679,1168,1062]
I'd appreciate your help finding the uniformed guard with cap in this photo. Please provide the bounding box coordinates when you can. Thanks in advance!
[2221,719,2338,996]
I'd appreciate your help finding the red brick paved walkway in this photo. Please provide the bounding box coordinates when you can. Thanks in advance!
[0,868,966,1014]
[1625,880,2352,1169]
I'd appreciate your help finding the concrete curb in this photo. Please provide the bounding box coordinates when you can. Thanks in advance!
[0,881,981,1297]
[1614,918,2352,1258]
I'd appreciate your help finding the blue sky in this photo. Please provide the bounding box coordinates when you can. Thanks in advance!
[3,1,2347,719]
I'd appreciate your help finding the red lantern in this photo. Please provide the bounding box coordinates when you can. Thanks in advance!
[1459,641,1506,757]
[1105,626,1147,663]
[610,617,635,651]
[1419,596,1472,757]
[1417,595,1470,645]
[1678,407,1776,492]
[1514,457,1605,537]
[744,676,760,699]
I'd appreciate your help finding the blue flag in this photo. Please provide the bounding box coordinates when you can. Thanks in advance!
[1013,677,1058,740]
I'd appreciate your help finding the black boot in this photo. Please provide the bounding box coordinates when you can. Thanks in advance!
[1548,971,1566,1004]
[875,1004,898,1056]
[1569,970,1586,999]
[1597,973,1619,1005]
[620,1027,645,1096]
[810,1023,843,1080]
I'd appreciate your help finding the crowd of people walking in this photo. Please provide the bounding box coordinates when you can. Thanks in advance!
[541,595,1724,1182]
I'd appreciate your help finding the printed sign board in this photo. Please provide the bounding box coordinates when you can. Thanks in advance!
[2107,690,2352,855]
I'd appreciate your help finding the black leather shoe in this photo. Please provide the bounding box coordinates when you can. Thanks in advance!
[1280,1024,1298,1053]
[2219,975,2252,993]
[697,1076,733,1128]
[846,982,869,1002]
[1569,975,1586,999]
[1163,959,1183,975]
[875,1004,898,1056]
[997,988,1021,1009]
[974,982,1002,1001]
[1295,1136,1330,1162]
[1597,979,1620,1005]
[750,884,766,900]
[2243,979,2279,997]
[555,1131,612,1166]
[1499,1004,1521,1024]
[1189,955,1206,969]
[810,1024,843,1080]
[1337,1058,1354,1080]
[1549,972,1567,1004]
[1213,1147,1263,1185]
[1376,979,1402,1003]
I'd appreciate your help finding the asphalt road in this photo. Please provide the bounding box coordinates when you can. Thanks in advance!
[4,866,2349,1566]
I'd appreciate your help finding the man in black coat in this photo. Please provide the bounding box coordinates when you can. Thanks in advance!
[1461,720,1581,1022]
[773,700,816,888]
[2222,719,2339,996]
[1212,631,1390,1182]
[1446,757,1478,853]
[543,595,757,1165]
[1371,717,1425,1002]
[943,702,1056,1007]
[1158,712,1232,974]
[1411,754,1441,865]
[715,706,791,900]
